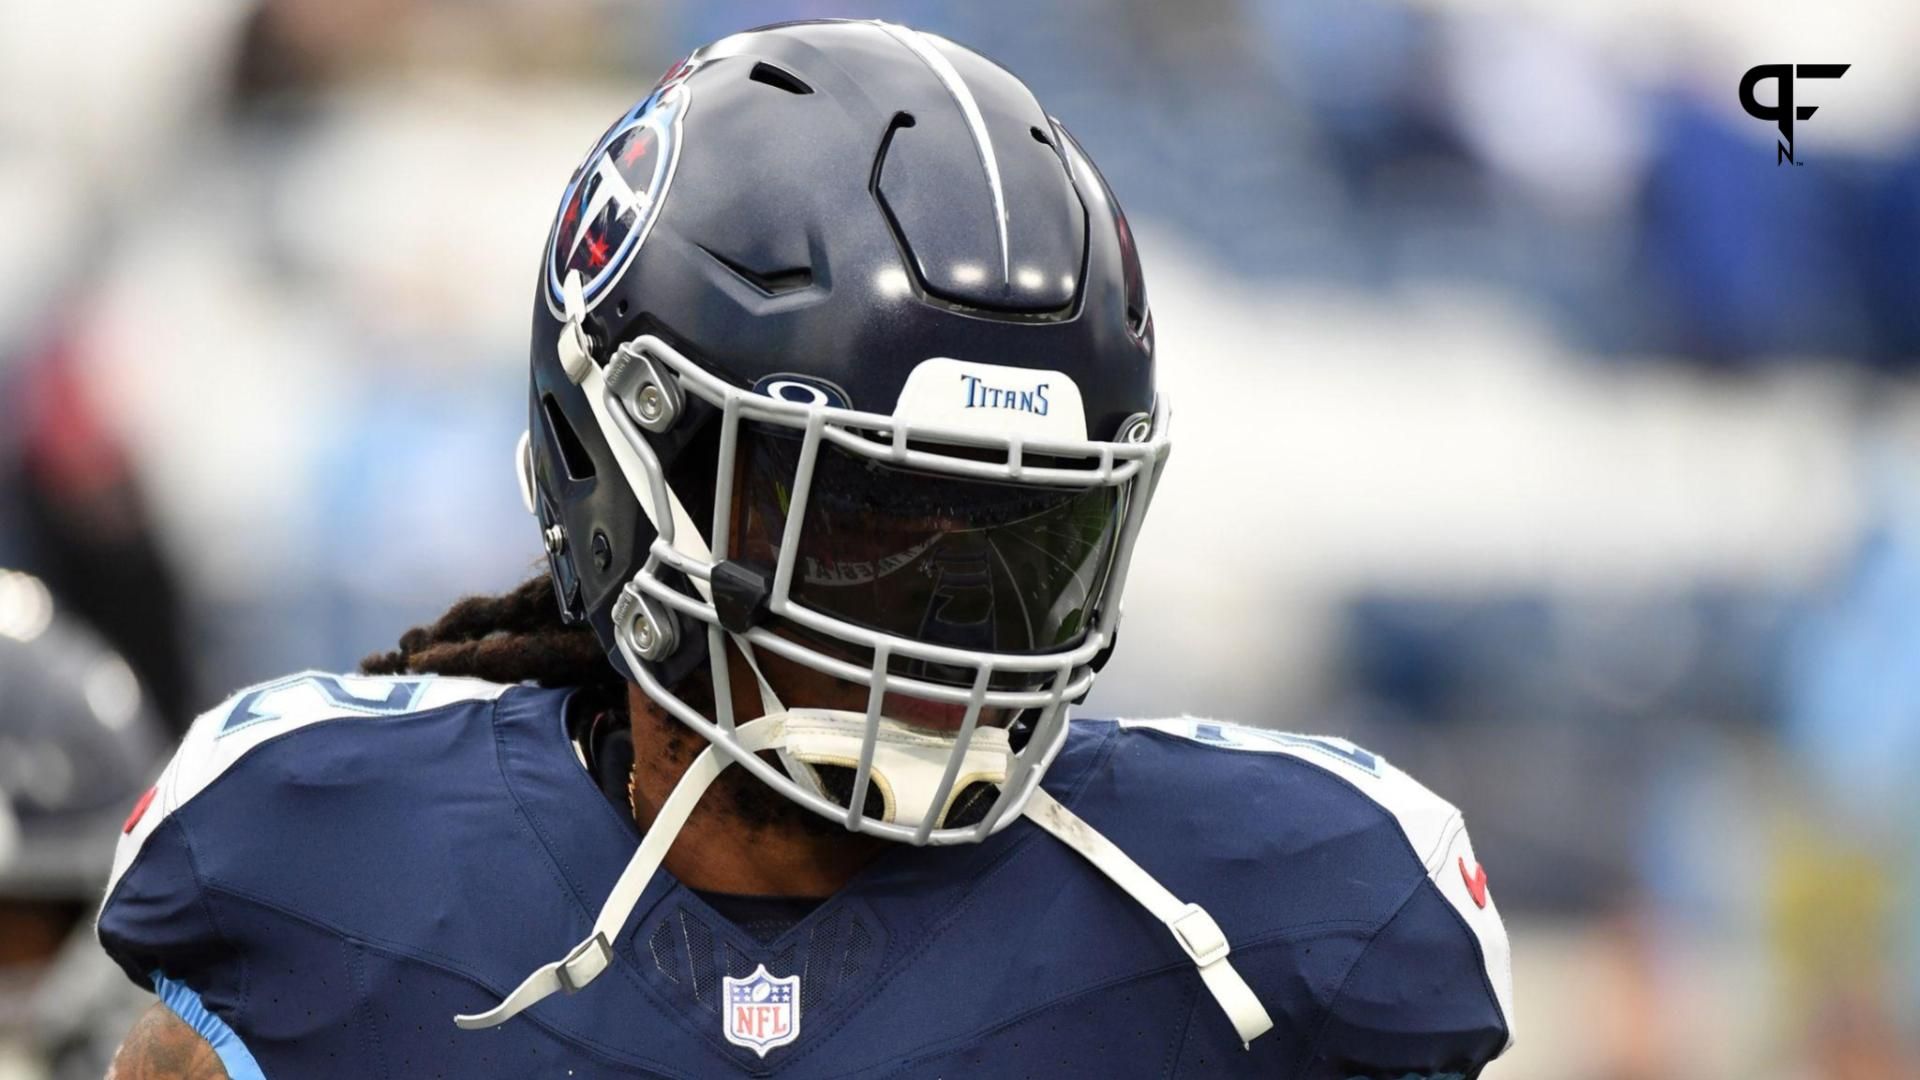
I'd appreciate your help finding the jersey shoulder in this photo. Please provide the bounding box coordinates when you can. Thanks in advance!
[1109,716,1467,876]
[107,671,515,893]
[93,672,603,1072]
[1059,716,1515,1061]
[101,670,519,945]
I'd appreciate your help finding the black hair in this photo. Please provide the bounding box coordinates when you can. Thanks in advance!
[359,575,626,710]
[361,574,984,833]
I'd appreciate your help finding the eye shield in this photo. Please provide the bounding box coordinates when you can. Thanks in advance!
[732,426,1125,665]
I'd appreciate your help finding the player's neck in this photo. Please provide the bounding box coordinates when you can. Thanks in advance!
[625,690,890,899]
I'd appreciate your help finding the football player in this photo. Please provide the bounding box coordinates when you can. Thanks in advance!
[100,21,1513,1078]
[0,571,167,1080]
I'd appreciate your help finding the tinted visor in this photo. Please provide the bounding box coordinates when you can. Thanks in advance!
[733,426,1123,664]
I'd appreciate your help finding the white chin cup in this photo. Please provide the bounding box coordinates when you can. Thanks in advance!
[768,711,1012,828]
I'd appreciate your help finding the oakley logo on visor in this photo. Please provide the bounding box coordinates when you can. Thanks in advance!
[752,374,851,409]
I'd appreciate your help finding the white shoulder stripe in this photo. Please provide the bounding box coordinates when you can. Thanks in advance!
[102,673,513,904]
[873,21,1011,281]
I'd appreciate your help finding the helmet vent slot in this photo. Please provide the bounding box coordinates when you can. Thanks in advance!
[540,393,597,481]
[698,245,814,297]
[869,111,917,195]
[749,61,813,96]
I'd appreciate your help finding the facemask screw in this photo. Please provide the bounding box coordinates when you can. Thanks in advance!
[608,340,682,433]
[631,610,675,660]
[543,525,567,554]
[637,385,666,423]
[612,584,676,662]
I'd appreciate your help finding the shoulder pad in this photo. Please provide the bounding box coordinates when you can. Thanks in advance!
[1119,717,1460,864]
[105,672,512,898]
[1118,716,1514,1043]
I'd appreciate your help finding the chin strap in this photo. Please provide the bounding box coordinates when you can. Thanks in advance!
[1022,788,1275,1049]
[736,639,812,786]
[453,716,784,1030]
[456,715,1272,1050]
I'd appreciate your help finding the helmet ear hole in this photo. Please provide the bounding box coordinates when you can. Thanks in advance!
[540,394,597,481]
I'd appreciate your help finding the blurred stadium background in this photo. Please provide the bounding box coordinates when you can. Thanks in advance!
[4,0,1918,1076]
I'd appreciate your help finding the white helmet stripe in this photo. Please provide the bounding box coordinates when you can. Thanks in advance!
[873,21,1011,283]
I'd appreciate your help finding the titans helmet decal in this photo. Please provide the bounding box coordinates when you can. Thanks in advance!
[543,61,696,317]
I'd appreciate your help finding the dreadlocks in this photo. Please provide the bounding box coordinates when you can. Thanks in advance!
[360,575,623,705]
[365,570,830,830]
[361,573,923,837]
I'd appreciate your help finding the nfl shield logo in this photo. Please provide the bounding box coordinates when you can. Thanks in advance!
[722,964,800,1057]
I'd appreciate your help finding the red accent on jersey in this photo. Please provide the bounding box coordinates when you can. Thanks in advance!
[1459,856,1489,909]
[124,786,157,834]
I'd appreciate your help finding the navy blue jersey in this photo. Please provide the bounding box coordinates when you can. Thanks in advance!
[98,673,1513,1078]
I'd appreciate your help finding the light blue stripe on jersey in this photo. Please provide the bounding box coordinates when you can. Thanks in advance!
[152,971,269,1080]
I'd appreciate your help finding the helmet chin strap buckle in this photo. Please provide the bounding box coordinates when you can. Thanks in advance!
[1023,788,1275,1048]
[557,270,595,384]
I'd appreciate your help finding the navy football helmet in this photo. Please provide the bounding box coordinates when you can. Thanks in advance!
[518,20,1166,846]
[0,570,166,1076]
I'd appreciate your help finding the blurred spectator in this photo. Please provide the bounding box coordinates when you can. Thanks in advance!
[2,311,196,734]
